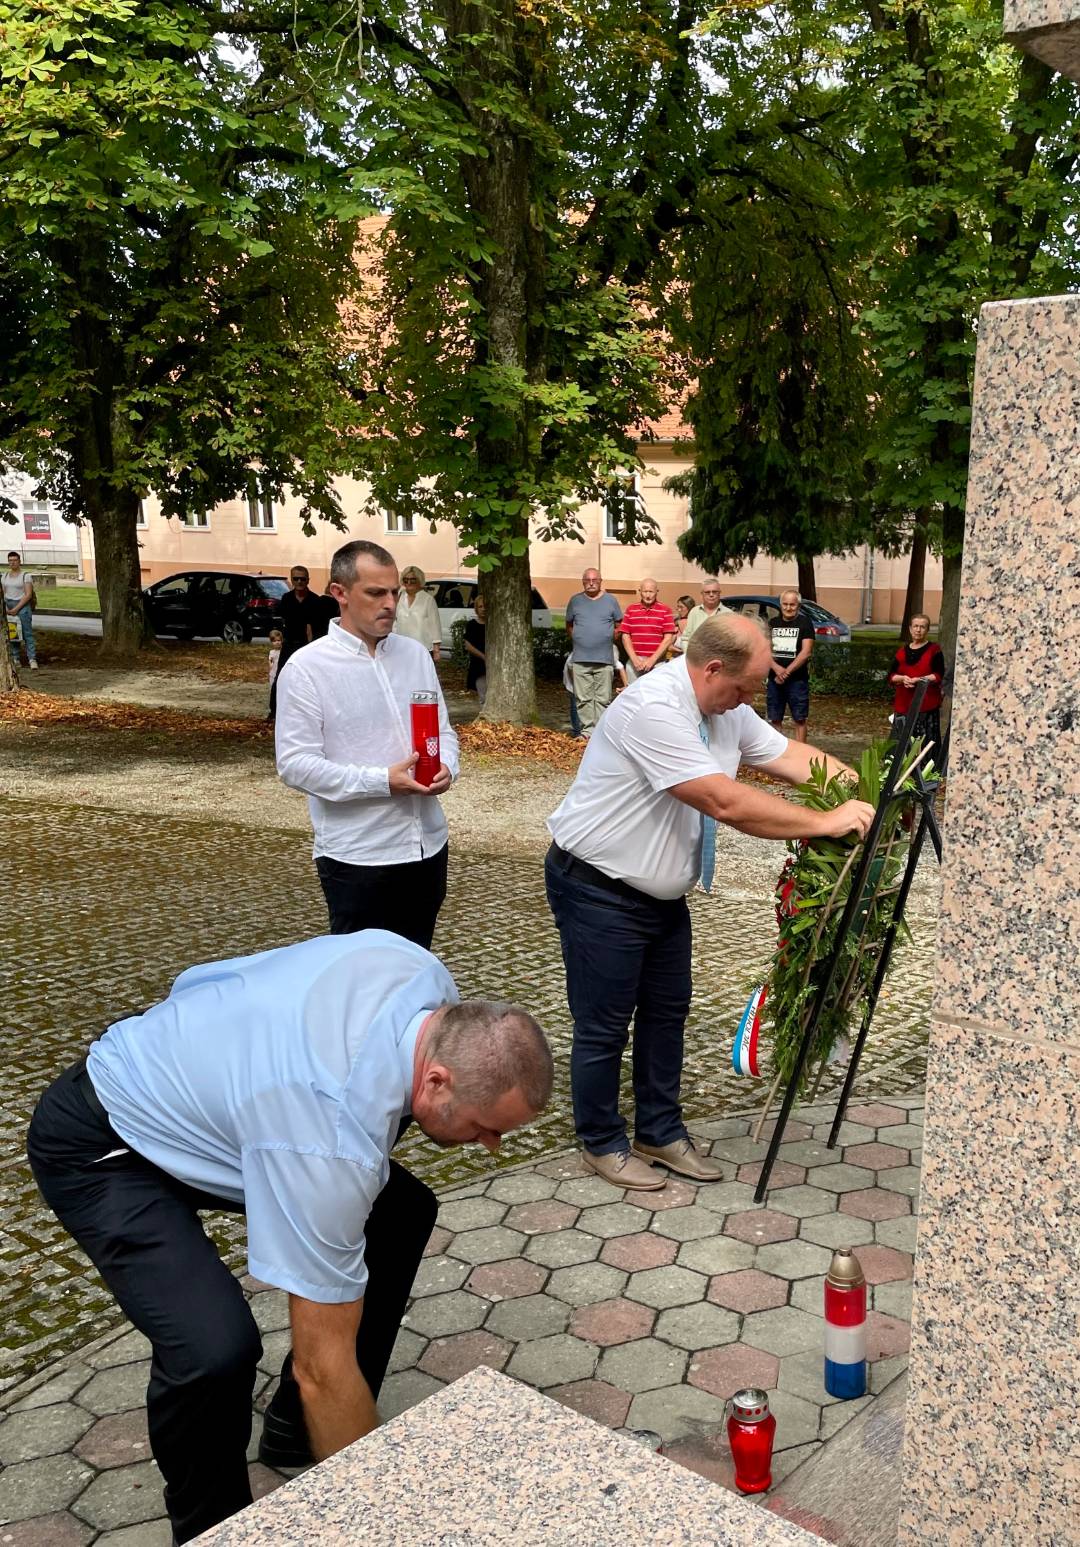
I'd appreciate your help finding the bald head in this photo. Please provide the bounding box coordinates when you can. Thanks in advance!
[639,578,658,605]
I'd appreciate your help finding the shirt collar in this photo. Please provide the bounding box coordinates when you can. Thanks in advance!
[398,1009,433,1113]
[328,618,393,659]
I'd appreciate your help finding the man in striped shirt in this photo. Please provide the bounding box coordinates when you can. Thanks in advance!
[618,578,676,681]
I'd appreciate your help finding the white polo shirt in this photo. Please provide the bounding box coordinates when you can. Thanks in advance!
[547,656,786,899]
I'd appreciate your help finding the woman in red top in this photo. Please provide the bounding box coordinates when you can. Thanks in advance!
[889,613,946,750]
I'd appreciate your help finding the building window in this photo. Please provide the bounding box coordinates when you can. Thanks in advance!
[136,499,148,528]
[385,509,415,534]
[179,510,210,529]
[246,476,276,530]
[21,499,52,541]
[604,473,645,542]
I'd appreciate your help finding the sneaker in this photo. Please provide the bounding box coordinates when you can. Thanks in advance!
[583,1147,666,1191]
[28,660,38,670]
[632,1137,725,1182]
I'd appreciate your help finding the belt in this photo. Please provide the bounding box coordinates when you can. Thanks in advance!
[548,843,647,902]
[74,1059,110,1123]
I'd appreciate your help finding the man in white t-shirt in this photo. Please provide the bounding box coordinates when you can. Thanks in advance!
[3,550,37,669]
[545,612,874,1190]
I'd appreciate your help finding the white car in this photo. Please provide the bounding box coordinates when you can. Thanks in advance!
[426,576,553,635]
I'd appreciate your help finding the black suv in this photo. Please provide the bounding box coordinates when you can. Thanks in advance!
[143,571,289,643]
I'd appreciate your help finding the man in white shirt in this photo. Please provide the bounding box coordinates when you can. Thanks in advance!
[276,540,459,947]
[680,575,731,650]
[545,612,875,1190]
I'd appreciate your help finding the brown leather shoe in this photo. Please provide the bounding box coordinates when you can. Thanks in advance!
[632,1137,725,1182]
[583,1148,666,1191]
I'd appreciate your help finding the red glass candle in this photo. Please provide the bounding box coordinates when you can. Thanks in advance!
[727,1388,776,1493]
[410,691,440,787]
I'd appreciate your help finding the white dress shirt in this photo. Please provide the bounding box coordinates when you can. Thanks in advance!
[547,656,786,899]
[394,589,442,651]
[275,620,459,865]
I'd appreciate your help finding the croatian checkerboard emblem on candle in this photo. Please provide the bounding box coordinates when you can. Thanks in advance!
[824,1247,867,1398]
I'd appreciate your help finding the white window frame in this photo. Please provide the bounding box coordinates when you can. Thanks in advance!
[384,509,416,535]
[136,499,148,528]
[603,471,644,543]
[246,476,276,531]
[178,510,210,529]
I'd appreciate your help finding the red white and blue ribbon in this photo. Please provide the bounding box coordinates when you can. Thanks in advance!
[733,985,766,1077]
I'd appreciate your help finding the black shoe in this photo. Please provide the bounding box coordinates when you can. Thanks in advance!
[257,1403,314,1471]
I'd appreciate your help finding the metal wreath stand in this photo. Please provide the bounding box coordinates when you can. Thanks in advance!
[749,679,948,1204]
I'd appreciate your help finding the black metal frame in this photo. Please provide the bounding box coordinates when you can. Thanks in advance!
[752,681,947,1203]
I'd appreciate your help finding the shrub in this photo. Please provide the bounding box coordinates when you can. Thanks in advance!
[450,618,568,680]
[809,639,895,699]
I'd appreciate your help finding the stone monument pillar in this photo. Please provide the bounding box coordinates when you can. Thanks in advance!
[898,6,1080,1537]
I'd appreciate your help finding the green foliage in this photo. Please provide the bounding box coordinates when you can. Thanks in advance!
[809,641,896,700]
[450,616,567,680]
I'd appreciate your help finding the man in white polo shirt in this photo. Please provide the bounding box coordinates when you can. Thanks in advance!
[545,612,874,1190]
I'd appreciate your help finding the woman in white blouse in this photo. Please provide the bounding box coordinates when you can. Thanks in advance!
[394,566,442,661]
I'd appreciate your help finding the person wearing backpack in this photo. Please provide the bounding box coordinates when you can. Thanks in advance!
[3,551,37,670]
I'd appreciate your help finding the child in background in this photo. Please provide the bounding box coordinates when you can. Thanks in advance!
[267,628,283,722]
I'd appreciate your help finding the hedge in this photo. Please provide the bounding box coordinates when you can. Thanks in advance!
[450,618,568,681]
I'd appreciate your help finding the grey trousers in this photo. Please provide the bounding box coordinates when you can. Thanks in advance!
[572,663,614,733]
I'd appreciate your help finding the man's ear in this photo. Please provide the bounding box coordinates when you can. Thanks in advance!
[420,1062,454,1098]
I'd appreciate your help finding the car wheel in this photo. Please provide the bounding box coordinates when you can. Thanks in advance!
[222,619,250,644]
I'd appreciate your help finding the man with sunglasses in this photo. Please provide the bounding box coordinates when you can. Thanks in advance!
[270,565,323,719]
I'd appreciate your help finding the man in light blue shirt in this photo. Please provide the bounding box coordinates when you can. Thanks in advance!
[28,931,553,1544]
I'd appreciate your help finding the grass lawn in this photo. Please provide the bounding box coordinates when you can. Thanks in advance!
[33,585,100,613]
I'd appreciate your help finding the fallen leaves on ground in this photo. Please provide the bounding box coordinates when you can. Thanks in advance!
[0,689,270,741]
[458,719,585,772]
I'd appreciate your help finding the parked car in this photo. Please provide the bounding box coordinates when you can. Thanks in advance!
[425,576,553,635]
[722,593,852,644]
[143,571,290,643]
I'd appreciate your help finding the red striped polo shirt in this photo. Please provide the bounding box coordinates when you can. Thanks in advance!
[619,602,676,659]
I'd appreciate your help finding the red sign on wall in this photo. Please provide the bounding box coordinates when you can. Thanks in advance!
[23,507,51,540]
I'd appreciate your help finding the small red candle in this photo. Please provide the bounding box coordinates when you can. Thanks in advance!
[727,1388,776,1493]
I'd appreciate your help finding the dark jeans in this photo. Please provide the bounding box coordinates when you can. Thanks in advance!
[28,1062,436,1544]
[316,844,448,948]
[544,844,692,1155]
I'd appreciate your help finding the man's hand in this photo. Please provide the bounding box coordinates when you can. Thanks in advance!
[388,754,452,796]
[814,800,876,841]
[433,644,441,663]
[774,666,788,684]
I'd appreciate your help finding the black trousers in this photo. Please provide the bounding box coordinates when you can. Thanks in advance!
[316,843,449,949]
[27,1062,437,1544]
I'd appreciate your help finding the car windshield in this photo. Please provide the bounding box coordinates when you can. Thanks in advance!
[257,578,290,598]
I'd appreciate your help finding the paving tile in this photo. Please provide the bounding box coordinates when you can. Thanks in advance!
[78,1363,150,1418]
[436,1196,507,1232]
[777,1140,840,1169]
[778,1347,844,1406]
[248,1461,287,1503]
[523,1228,600,1269]
[0,1513,94,1546]
[870,1354,909,1394]
[769,1440,821,1486]
[877,1166,921,1200]
[255,1329,292,1377]
[690,1180,760,1217]
[799,1212,876,1249]
[873,1281,914,1322]
[569,1298,655,1347]
[71,1461,163,1530]
[724,1209,797,1245]
[0,1455,95,1525]
[0,1404,93,1464]
[736,1161,806,1189]
[845,1102,907,1128]
[546,1262,628,1307]
[653,1302,739,1352]
[387,1328,427,1374]
[675,1236,754,1276]
[502,1200,580,1235]
[687,1117,753,1140]
[742,1306,823,1357]
[73,1411,151,1470]
[546,1378,632,1429]
[536,1153,591,1180]
[754,1240,833,1281]
[485,1173,560,1204]
[485,1293,570,1341]
[661,1431,739,1489]
[804,1164,876,1194]
[757,1119,813,1143]
[378,1370,444,1422]
[707,1269,788,1313]
[409,1253,471,1297]
[85,1331,153,1371]
[11,1364,94,1412]
[402,1289,490,1338]
[874,1215,919,1253]
[707,1136,771,1164]
[441,1182,490,1200]
[767,1389,823,1451]
[465,1258,548,1301]
[422,1225,452,1257]
[95,1522,174,1547]
[574,1202,648,1239]
[625,1178,697,1212]
[853,1245,913,1285]
[687,1342,780,1399]
[553,1176,623,1207]
[766,1186,837,1220]
[249,1292,290,1333]
[599,1232,678,1272]
[446,1225,528,1266]
[625,1384,730,1443]
[873,1122,923,1149]
[598,1338,687,1394]
[506,1334,598,1389]
[839,1187,910,1222]
[843,1143,909,1171]
[649,1204,724,1242]
[624,1265,707,1310]
[788,1277,825,1317]
[865,1310,911,1360]
[417,1329,513,1382]
[893,1095,925,1112]
[812,1120,875,1145]
[819,1393,873,1439]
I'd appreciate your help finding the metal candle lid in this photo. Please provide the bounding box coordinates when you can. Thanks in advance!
[826,1248,866,1289]
[411,691,438,703]
[730,1388,770,1422]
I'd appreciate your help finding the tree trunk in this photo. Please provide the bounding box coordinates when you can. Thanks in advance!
[0,592,17,693]
[481,550,536,722]
[936,498,965,728]
[900,510,930,639]
[90,490,152,658]
[796,557,817,602]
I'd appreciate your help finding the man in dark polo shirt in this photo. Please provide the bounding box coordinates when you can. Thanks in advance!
[270,565,323,719]
[767,588,815,744]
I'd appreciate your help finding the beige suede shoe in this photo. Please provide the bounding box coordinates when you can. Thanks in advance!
[632,1137,725,1182]
[583,1148,666,1190]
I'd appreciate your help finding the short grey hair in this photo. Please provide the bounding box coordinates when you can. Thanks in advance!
[426,1001,554,1113]
[780,587,801,603]
[330,540,396,588]
[685,612,766,672]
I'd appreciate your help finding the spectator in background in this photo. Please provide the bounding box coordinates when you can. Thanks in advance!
[673,595,696,653]
[464,593,487,707]
[889,613,946,749]
[618,578,675,682]
[394,566,442,661]
[564,646,626,739]
[271,565,322,719]
[565,568,623,736]
[767,588,814,744]
[3,551,37,670]
[683,578,731,649]
[315,581,339,638]
[266,628,283,722]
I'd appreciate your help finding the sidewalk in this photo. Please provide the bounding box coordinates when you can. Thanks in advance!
[0,1097,921,1545]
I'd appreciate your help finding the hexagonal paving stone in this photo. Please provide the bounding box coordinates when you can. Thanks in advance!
[569,1298,655,1347]
[766,1388,824,1451]
[73,1410,151,1470]
[724,1209,797,1245]
[485,1172,560,1205]
[537,1152,591,1180]
[653,1302,739,1352]
[839,1187,910,1222]
[874,1215,919,1254]
[776,1140,840,1169]
[853,1245,913,1285]
[688,1117,754,1140]
[85,1330,154,1370]
[874,1281,913,1321]
[844,1142,910,1171]
[766,1185,838,1220]
[845,1102,907,1127]
[819,1394,872,1440]
[71,1461,164,1530]
[410,1254,471,1297]
[378,1370,444,1422]
[0,1512,94,1546]
[524,1228,601,1269]
[870,1354,909,1394]
[624,1264,707,1309]
[736,1161,806,1190]
[250,1291,290,1334]
[877,1166,921,1200]
[11,1363,94,1413]
[799,1211,876,1249]
[403,1289,490,1338]
[812,1120,875,1146]
[78,1362,151,1417]
[506,1333,598,1389]
[598,1338,688,1394]
[599,1232,678,1272]
[707,1136,770,1165]
[742,1306,823,1357]
[554,1176,623,1207]
[865,1310,911,1360]
[485,1293,570,1342]
[788,1277,826,1318]
[436,1196,507,1233]
[423,1225,453,1257]
[575,1201,648,1239]
[625,1384,730,1443]
[256,1329,293,1377]
[690,1180,760,1217]
[418,1329,513,1382]
[466,1258,548,1301]
[0,1404,93,1464]
[547,1378,632,1429]
[648,1204,725,1243]
[675,1236,755,1276]
[754,1239,833,1281]
[874,1123,924,1149]
[707,1268,788,1314]
[779,1348,848,1406]
[547,1262,628,1307]
[687,1342,780,1398]
[503,1200,580,1235]
[757,1119,813,1143]
[388,1328,427,1375]
[625,1178,697,1212]
[805,1164,877,1194]
[447,1225,528,1266]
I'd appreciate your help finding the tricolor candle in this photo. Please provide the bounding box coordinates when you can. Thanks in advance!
[823,1247,867,1399]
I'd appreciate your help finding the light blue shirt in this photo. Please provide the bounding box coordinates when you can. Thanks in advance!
[87,931,459,1304]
